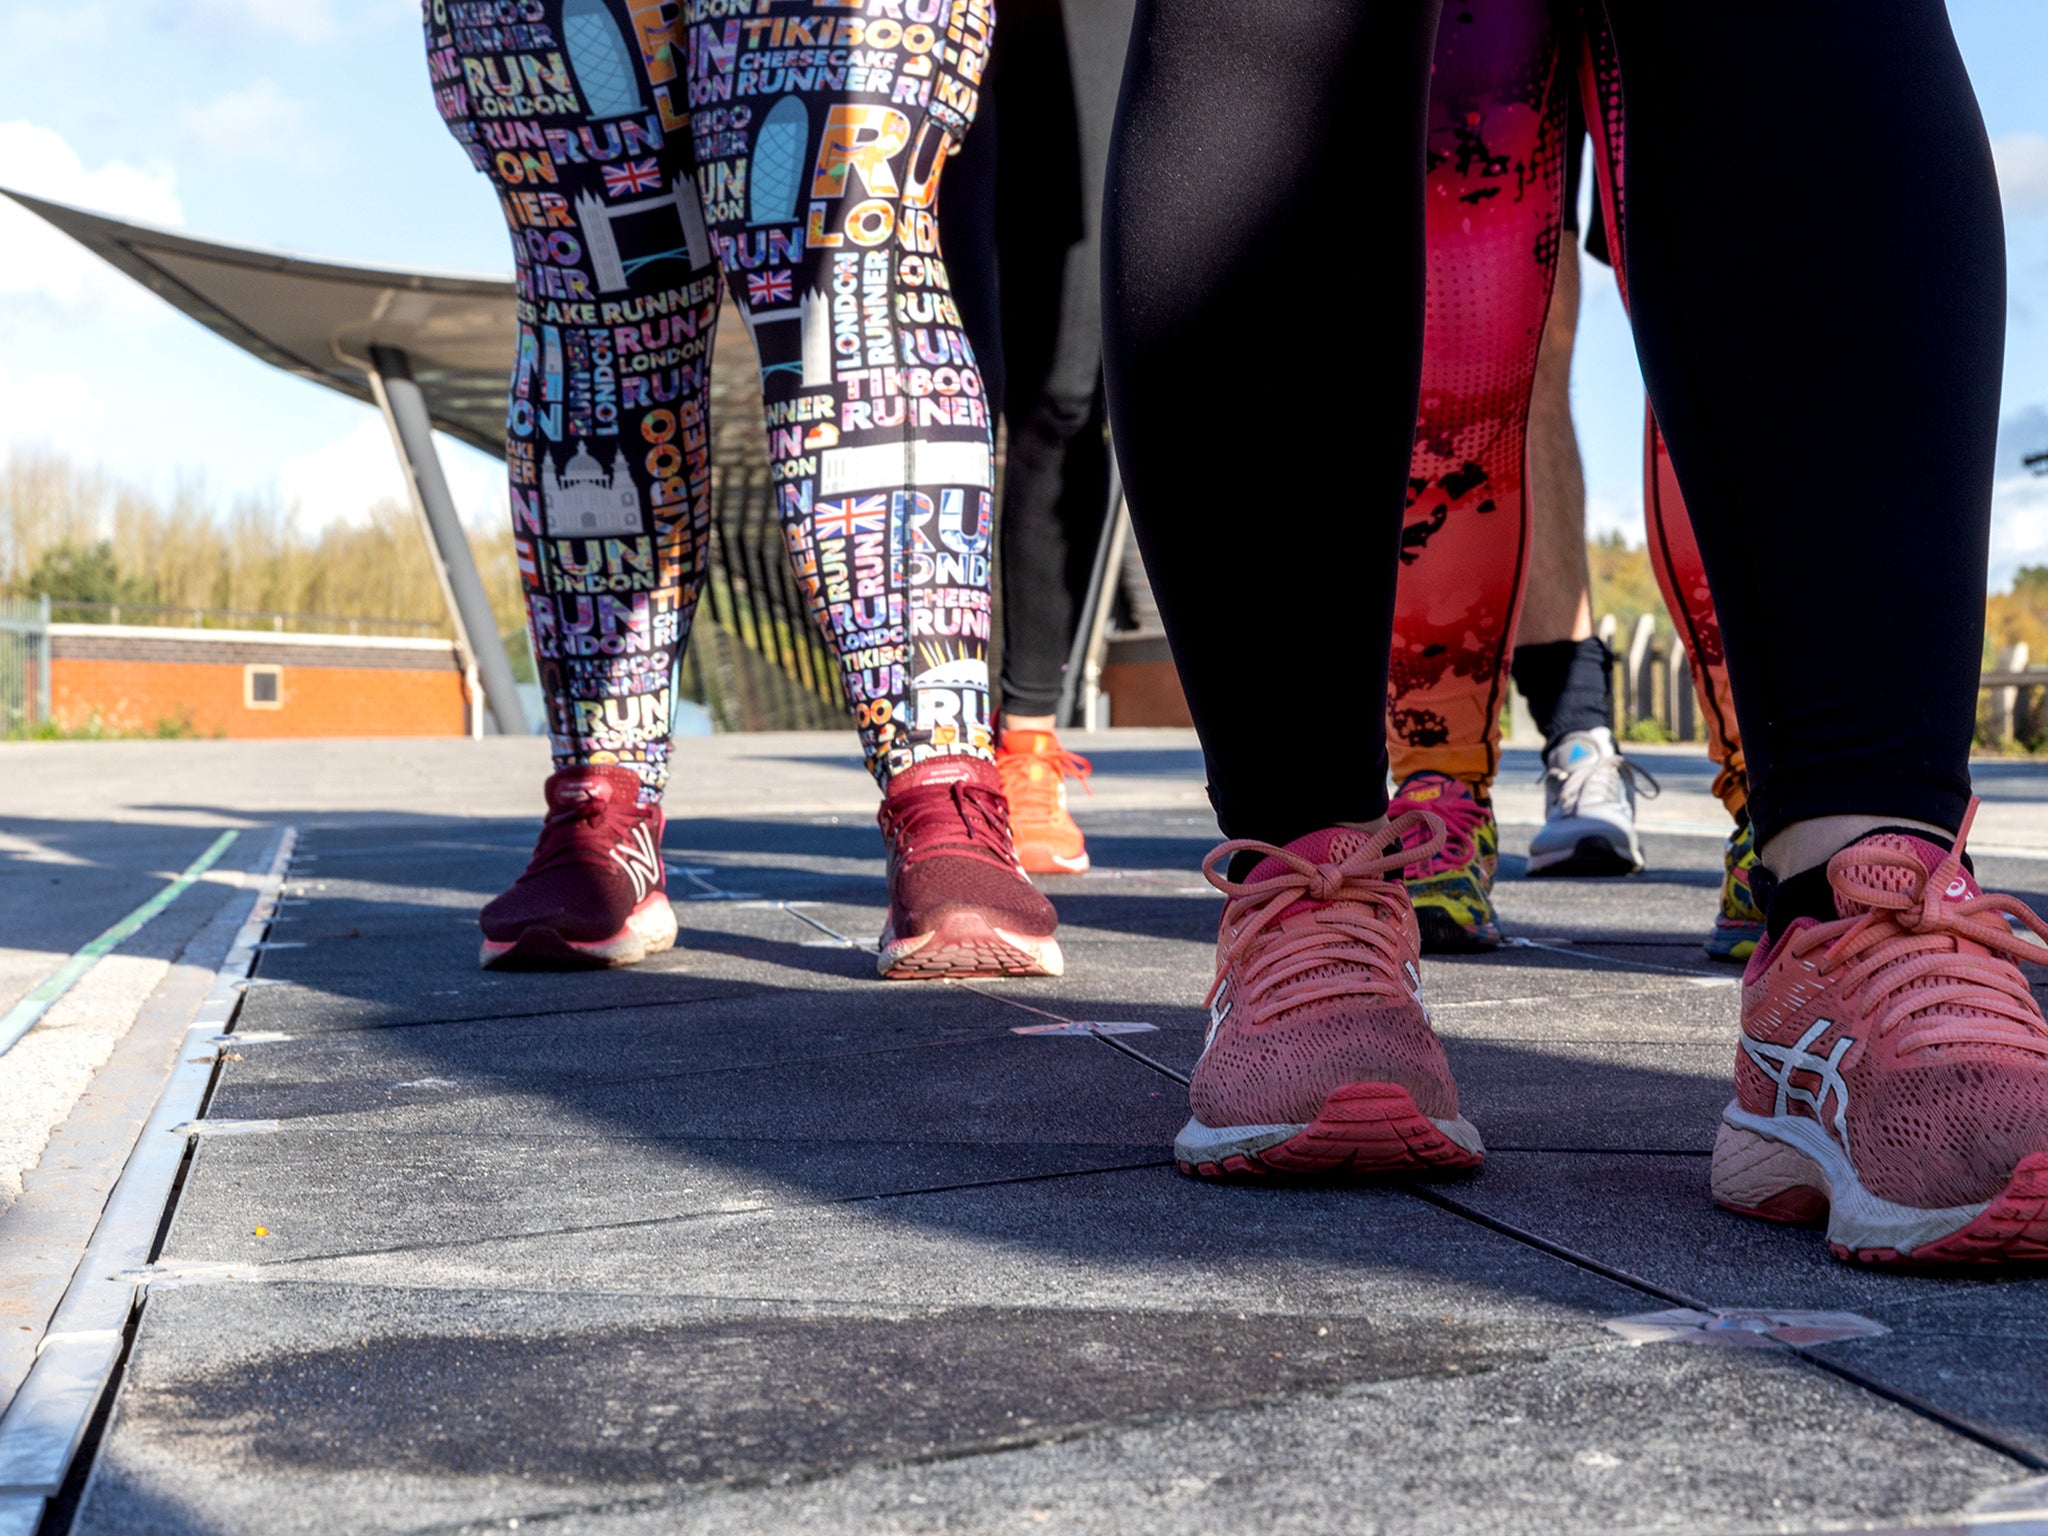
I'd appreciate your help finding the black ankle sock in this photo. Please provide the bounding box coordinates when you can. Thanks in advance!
[1758,826,1963,944]
[1511,637,1614,747]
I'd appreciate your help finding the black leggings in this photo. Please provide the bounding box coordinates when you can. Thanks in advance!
[1103,0,2004,848]
[945,0,1133,719]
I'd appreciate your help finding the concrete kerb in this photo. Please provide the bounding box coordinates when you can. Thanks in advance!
[0,827,295,1534]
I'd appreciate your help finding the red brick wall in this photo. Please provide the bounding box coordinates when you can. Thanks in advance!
[52,659,469,738]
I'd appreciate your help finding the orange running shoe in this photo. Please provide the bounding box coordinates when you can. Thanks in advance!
[995,728,1093,874]
[1175,814,1484,1181]
[1711,801,2048,1265]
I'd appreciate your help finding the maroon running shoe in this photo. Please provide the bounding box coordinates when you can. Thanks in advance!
[876,757,1063,979]
[479,765,678,970]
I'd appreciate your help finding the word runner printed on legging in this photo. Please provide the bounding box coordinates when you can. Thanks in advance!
[426,0,999,798]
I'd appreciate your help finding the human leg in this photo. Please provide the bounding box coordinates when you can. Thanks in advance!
[1507,230,1652,880]
[1572,25,1750,934]
[1516,243,1594,656]
[1110,0,1492,1180]
[982,0,1132,869]
[1384,0,1570,945]
[1512,231,1619,758]
[688,0,1059,977]
[427,0,717,967]
[1107,0,1442,845]
[1602,0,2047,1262]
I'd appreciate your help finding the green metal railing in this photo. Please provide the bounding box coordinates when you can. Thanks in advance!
[0,595,51,738]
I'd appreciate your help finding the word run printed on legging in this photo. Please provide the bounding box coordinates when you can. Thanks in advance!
[425,0,998,796]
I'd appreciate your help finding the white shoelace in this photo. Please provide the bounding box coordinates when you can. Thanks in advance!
[1545,738,1659,818]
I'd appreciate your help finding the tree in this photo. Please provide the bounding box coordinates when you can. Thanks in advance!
[24,540,152,611]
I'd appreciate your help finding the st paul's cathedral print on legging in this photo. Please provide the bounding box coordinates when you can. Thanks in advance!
[426,0,998,803]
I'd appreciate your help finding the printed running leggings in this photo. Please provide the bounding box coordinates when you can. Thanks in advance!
[1384,4,1748,817]
[426,0,997,800]
[1105,0,2003,849]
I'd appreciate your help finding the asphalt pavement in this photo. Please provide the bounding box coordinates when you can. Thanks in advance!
[5,734,2048,1534]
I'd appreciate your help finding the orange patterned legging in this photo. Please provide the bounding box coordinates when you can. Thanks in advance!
[1387,3,1745,819]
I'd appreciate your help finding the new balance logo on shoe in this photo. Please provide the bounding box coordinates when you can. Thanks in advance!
[1743,1016,1852,1140]
[609,824,663,901]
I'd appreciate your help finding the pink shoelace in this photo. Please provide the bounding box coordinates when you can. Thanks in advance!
[1787,798,2048,1056]
[1199,809,1448,1027]
[1388,777,1487,876]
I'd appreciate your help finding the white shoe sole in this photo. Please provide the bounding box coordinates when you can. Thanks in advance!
[1526,823,1643,877]
[1713,1103,1990,1258]
[479,892,678,969]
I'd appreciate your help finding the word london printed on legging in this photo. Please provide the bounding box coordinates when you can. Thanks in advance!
[426,0,998,799]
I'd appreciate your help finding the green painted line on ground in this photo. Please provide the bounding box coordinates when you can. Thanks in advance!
[0,829,241,1059]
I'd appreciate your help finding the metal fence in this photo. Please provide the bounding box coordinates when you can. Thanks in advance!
[0,595,51,739]
[674,333,853,733]
[680,462,847,733]
[42,599,444,637]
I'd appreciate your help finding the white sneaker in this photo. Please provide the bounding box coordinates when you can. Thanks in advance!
[1526,727,1653,877]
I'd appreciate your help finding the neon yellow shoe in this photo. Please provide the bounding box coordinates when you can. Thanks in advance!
[1391,772,1502,953]
[1706,815,1765,962]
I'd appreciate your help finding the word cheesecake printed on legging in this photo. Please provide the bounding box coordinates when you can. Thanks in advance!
[425,0,998,797]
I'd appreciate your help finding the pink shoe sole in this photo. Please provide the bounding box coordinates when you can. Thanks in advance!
[1176,1083,1484,1182]
[876,910,1064,980]
[479,892,679,971]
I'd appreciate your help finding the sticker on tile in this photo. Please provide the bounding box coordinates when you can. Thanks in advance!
[1603,1308,1887,1349]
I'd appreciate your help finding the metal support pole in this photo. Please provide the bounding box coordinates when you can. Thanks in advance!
[1056,450,1128,730]
[366,345,526,737]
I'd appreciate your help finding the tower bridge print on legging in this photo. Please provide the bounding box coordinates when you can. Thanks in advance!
[426,0,997,791]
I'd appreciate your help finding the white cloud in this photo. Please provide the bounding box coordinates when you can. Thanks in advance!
[1989,472,2048,591]
[9,6,112,43]
[0,359,103,461]
[187,0,339,44]
[1994,133,2048,216]
[278,416,507,532]
[179,80,321,165]
[0,121,183,312]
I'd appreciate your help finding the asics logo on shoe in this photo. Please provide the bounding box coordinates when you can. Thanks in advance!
[1204,978,1233,1060]
[1948,875,1971,899]
[1743,1016,1853,1141]
[608,824,663,901]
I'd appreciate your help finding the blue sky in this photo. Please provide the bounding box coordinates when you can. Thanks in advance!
[4,1,2048,586]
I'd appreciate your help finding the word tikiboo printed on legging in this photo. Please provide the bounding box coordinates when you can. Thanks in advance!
[427,0,998,800]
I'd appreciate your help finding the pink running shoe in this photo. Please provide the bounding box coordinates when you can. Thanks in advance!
[1711,801,2048,1265]
[479,765,677,969]
[1175,814,1484,1180]
[877,757,1063,980]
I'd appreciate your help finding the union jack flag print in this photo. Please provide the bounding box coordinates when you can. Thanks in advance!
[602,158,662,197]
[813,496,888,541]
[747,269,795,307]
